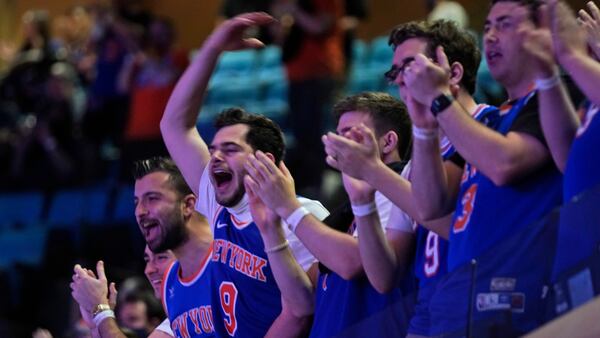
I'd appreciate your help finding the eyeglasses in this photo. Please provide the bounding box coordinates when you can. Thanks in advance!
[384,56,415,83]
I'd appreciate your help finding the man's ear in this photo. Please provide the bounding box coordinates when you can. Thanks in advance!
[380,130,399,156]
[449,61,464,87]
[182,194,197,216]
[264,152,276,163]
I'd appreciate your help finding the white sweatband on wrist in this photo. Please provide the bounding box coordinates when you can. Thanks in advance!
[285,206,310,233]
[264,239,290,253]
[351,201,377,217]
[535,73,560,91]
[93,309,115,327]
[412,126,438,140]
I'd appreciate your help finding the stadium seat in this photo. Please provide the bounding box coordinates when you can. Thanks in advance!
[112,184,136,225]
[369,36,393,66]
[257,45,282,69]
[0,192,45,231]
[0,226,48,268]
[47,187,110,228]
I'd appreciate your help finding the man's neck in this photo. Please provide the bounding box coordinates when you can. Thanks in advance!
[382,152,402,165]
[174,220,213,279]
[456,90,478,114]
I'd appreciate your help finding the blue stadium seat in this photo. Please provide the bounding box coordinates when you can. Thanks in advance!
[0,227,48,268]
[257,45,282,69]
[112,185,136,225]
[0,192,44,230]
[351,39,369,66]
[216,50,258,74]
[369,36,393,65]
[206,78,262,107]
[346,67,386,94]
[47,187,110,228]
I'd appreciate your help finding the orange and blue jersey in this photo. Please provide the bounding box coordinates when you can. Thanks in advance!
[209,208,282,338]
[409,104,495,336]
[409,226,448,336]
[430,91,563,335]
[163,251,215,338]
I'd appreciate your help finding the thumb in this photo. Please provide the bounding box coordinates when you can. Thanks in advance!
[436,46,450,71]
[242,38,265,49]
[96,260,107,282]
[108,282,118,309]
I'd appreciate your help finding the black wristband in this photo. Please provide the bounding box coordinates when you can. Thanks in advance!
[430,93,455,117]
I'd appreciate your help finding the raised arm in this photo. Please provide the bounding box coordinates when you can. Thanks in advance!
[244,154,315,337]
[341,173,414,293]
[520,6,579,172]
[160,13,274,194]
[405,48,550,186]
[323,123,458,227]
[553,0,600,105]
[244,151,363,280]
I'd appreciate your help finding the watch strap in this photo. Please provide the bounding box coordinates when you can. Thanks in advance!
[430,93,455,116]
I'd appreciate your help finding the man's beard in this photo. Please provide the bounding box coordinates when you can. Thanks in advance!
[149,208,189,253]
[216,181,246,208]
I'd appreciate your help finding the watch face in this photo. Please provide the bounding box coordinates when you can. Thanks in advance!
[431,94,454,116]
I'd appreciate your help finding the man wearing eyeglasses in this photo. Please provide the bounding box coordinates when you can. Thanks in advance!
[400,0,563,336]
[324,19,495,337]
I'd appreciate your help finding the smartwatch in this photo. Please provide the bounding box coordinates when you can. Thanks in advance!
[430,93,455,117]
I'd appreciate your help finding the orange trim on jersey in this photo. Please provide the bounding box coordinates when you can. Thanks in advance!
[161,260,177,318]
[230,214,250,228]
[178,243,214,285]
[212,206,224,226]
[472,104,487,117]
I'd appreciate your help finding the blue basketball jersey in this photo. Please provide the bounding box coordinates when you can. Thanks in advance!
[551,102,600,299]
[310,269,414,338]
[409,104,495,336]
[210,207,282,338]
[409,226,448,336]
[440,104,497,160]
[563,102,600,201]
[430,92,563,335]
[163,253,215,338]
[448,91,562,270]
[309,162,415,338]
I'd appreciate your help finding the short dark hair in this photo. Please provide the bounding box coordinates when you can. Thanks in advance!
[389,20,480,94]
[333,92,412,158]
[490,0,543,25]
[214,108,286,164]
[132,157,193,197]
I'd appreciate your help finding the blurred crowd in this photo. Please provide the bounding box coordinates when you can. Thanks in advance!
[0,0,186,191]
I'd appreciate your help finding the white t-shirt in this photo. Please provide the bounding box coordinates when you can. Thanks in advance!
[154,318,174,336]
[351,162,414,236]
[195,168,329,271]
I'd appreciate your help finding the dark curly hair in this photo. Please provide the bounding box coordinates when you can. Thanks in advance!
[132,157,193,197]
[214,108,286,164]
[388,19,480,94]
[333,92,412,159]
[490,0,544,26]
